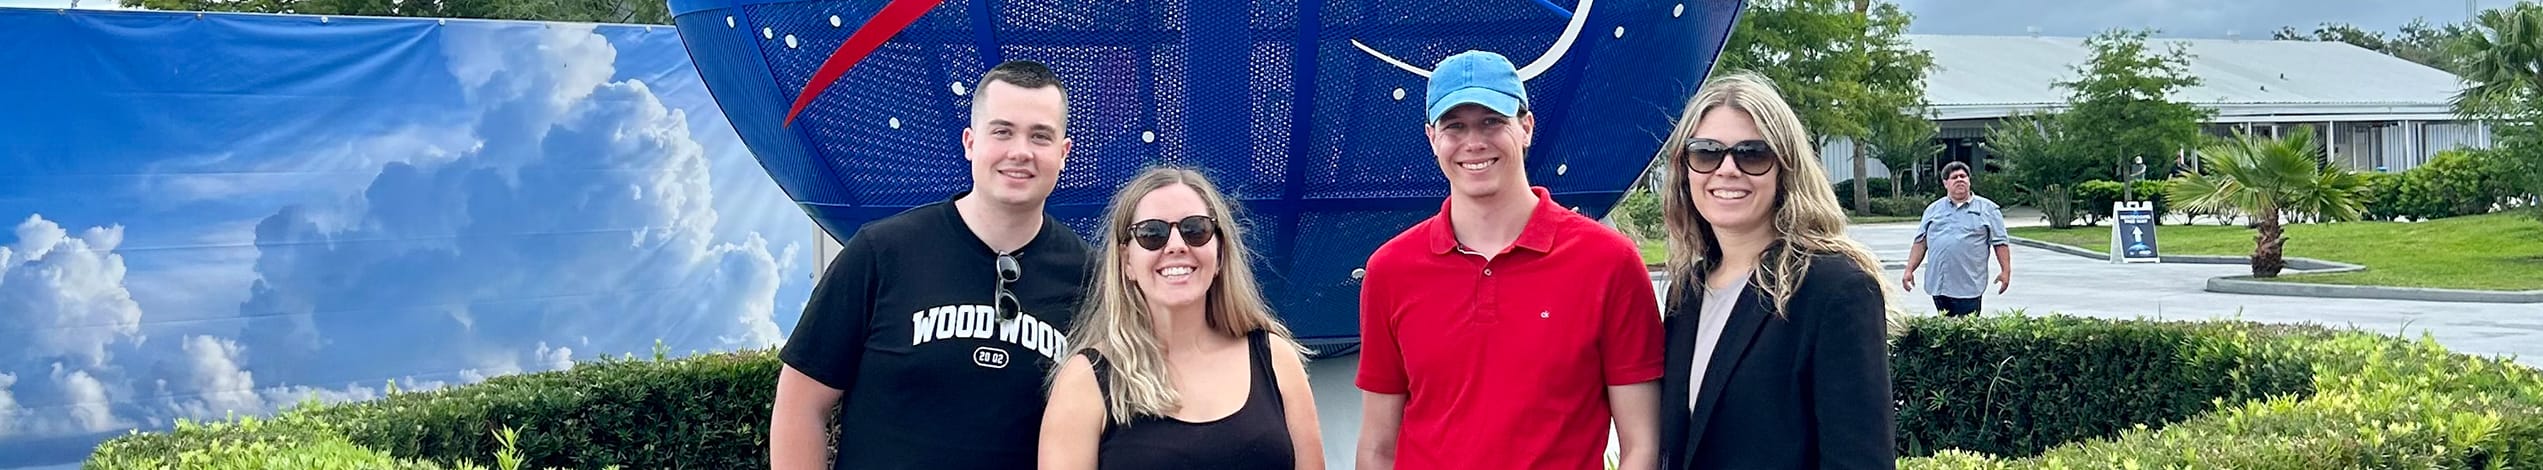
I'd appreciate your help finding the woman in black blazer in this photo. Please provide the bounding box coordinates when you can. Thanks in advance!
[1649,70,1896,470]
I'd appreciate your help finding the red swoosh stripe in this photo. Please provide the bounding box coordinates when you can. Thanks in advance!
[783,0,945,127]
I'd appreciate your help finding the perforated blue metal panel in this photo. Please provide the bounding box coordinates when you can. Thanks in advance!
[670,0,1744,342]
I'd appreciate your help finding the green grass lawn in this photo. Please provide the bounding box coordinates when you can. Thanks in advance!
[2009,212,2543,291]
[1640,238,1666,266]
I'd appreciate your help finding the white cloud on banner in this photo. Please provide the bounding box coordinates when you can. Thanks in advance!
[0,215,141,370]
[0,373,18,438]
[0,24,792,444]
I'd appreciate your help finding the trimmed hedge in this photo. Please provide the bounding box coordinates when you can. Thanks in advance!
[94,315,2543,469]
[1830,179,1949,217]
[313,351,777,469]
[1833,178,1901,213]
[91,350,775,469]
[2070,180,2170,225]
[2365,149,2532,221]
[1893,314,2313,458]
[2361,171,2410,222]
[1870,196,1930,218]
[1901,318,2543,468]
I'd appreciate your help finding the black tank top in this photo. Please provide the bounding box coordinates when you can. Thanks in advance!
[1084,329,1296,470]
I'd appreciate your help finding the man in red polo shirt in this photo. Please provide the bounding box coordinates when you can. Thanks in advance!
[1354,50,1664,470]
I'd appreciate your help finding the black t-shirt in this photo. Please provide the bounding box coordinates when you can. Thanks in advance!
[780,192,1094,470]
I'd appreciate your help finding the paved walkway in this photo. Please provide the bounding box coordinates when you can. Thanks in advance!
[1306,219,2541,468]
[1845,222,2543,368]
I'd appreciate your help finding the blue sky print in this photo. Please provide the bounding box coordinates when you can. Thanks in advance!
[0,9,816,466]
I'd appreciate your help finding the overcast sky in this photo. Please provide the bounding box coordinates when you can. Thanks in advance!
[1895,0,2489,39]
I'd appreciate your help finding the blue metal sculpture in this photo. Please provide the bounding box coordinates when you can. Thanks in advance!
[667,0,1744,342]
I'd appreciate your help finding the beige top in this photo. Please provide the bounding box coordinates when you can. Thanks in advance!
[1687,272,1747,411]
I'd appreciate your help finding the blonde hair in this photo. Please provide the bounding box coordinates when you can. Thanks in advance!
[1656,70,1893,318]
[1063,166,1298,424]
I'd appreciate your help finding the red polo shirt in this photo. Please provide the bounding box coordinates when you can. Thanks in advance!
[1356,186,1666,470]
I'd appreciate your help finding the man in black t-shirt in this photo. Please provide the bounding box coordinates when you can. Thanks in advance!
[770,60,1095,470]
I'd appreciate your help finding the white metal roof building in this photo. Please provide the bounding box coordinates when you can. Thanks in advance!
[1825,34,2490,183]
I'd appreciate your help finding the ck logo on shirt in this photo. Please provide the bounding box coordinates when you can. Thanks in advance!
[910,304,1067,366]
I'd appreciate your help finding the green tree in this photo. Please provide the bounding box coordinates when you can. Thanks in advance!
[2275,20,2476,74]
[1720,0,1935,215]
[2168,127,2370,277]
[1863,111,1941,198]
[2055,29,2212,183]
[122,0,668,24]
[2273,23,2392,51]
[2452,1,2543,223]
[1985,112,2092,228]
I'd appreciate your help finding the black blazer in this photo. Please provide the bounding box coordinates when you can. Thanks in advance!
[1659,252,1894,470]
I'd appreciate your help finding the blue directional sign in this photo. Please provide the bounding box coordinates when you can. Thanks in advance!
[2112,201,2161,263]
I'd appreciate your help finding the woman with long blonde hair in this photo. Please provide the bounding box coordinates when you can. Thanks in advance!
[1654,71,1897,469]
[1038,166,1324,470]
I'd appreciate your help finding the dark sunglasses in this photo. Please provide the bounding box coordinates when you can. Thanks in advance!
[1127,215,1218,251]
[994,253,1022,320]
[1684,138,1779,176]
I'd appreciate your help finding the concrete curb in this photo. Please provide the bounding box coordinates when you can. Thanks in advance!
[2203,276,2543,303]
[2008,236,2543,304]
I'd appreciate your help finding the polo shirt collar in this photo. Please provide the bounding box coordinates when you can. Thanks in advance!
[1427,186,1564,256]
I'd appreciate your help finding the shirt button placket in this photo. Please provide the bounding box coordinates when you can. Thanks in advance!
[1475,263,1499,324]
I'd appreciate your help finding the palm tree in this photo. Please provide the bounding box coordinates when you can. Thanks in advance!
[2168,127,2369,278]
[2453,2,2543,224]
[2452,2,2543,122]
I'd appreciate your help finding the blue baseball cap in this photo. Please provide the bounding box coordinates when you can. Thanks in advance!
[1424,51,1529,124]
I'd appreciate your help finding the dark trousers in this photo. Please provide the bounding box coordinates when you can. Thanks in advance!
[1932,295,1982,317]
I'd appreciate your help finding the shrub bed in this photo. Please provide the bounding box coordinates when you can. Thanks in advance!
[2366,149,2533,221]
[303,351,776,469]
[93,315,2543,469]
[91,350,775,469]
[2070,179,2170,225]
[1834,178,1904,212]
[1893,314,2313,458]
[1902,318,2543,468]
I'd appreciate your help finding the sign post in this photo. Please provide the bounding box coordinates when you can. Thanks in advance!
[2111,201,2161,263]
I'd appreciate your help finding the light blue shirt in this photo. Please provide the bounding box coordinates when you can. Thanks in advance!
[1916,195,2008,299]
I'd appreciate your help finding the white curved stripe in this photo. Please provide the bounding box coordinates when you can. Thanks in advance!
[1351,39,1433,78]
[1346,0,1595,82]
[1515,0,1594,80]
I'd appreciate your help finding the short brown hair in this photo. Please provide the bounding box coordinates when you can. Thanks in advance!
[1942,161,1972,179]
[971,60,1070,128]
